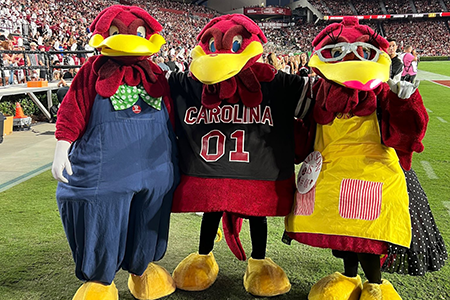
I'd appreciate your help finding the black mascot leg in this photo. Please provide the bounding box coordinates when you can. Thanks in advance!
[199,211,223,255]
[249,216,267,259]
[332,250,359,277]
[357,253,382,284]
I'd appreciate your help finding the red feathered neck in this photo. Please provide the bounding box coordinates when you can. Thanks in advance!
[313,78,383,124]
[198,62,276,109]
[92,55,165,98]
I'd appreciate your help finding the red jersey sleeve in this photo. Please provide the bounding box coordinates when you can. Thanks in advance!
[379,84,428,170]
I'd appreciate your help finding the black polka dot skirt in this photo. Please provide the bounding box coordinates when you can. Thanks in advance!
[381,168,448,275]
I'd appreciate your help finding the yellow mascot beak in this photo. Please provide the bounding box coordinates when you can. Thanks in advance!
[190,41,263,85]
[89,33,166,56]
[309,52,391,91]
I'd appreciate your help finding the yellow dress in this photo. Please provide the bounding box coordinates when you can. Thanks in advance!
[285,112,411,248]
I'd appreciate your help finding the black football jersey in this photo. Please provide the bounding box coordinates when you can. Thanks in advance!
[169,70,308,181]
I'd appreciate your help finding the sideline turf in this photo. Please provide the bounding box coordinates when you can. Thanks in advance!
[418,61,450,77]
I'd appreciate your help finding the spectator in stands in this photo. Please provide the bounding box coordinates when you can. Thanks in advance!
[69,37,78,51]
[297,52,314,77]
[26,41,44,80]
[387,38,403,82]
[0,44,8,85]
[8,32,23,48]
[38,45,48,81]
[53,70,62,81]
[52,38,61,51]
[281,55,291,73]
[266,52,282,70]
[52,60,62,81]
[15,46,26,84]
[175,54,188,72]
[165,54,178,72]
[62,68,76,80]
[76,40,87,65]
[156,56,170,72]
[1,41,15,85]
[84,39,95,58]
[288,53,298,75]
[401,45,418,82]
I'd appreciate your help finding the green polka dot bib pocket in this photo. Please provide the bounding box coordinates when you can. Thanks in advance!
[110,84,162,111]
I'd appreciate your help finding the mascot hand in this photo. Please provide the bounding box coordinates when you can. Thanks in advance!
[387,78,419,99]
[52,140,73,183]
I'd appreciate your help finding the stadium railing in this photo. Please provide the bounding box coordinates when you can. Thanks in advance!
[0,49,95,86]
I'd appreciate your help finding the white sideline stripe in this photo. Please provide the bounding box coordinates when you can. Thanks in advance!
[437,117,448,123]
[442,202,450,217]
[417,69,450,81]
[429,80,450,89]
[426,108,433,113]
[420,161,438,179]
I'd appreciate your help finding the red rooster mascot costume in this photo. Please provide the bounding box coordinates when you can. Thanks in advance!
[285,17,428,300]
[168,14,311,297]
[52,5,178,300]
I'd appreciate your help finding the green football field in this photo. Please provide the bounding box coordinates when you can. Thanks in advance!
[417,61,450,77]
[0,62,449,300]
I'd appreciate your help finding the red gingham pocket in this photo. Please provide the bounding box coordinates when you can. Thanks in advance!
[293,186,315,216]
[339,179,383,220]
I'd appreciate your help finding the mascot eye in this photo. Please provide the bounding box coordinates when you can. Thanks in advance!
[331,46,344,59]
[362,46,373,60]
[136,26,146,37]
[231,35,242,53]
[109,25,119,36]
[209,38,216,52]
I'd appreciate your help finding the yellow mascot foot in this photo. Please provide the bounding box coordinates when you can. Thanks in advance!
[172,252,219,291]
[308,272,362,300]
[360,279,402,300]
[243,257,291,297]
[73,281,118,300]
[128,263,176,300]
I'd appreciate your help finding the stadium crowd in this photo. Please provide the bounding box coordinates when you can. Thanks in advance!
[385,0,414,14]
[1,0,450,85]
[315,0,448,15]
[382,20,450,56]
[413,0,444,13]
[307,0,329,15]
[353,1,383,15]
[322,0,354,16]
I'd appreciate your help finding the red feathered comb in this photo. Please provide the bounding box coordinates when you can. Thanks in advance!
[90,5,163,36]
[197,14,267,43]
[312,16,389,52]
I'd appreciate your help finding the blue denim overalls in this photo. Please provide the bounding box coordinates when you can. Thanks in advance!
[56,94,177,284]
